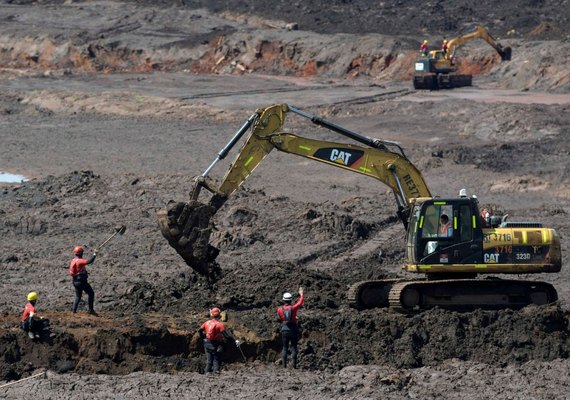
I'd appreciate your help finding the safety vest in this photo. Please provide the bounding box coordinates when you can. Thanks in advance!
[441,222,452,236]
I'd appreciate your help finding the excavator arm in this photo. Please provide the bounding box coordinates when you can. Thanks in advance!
[158,104,431,277]
[447,25,511,61]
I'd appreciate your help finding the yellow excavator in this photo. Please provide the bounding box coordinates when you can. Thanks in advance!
[413,25,512,90]
[158,104,561,312]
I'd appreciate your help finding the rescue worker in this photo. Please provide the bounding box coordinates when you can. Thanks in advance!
[481,208,490,227]
[20,292,50,339]
[198,307,240,374]
[440,214,453,237]
[69,245,97,315]
[420,40,429,56]
[277,287,304,369]
[441,39,449,57]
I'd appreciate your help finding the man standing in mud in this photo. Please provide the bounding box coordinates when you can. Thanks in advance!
[69,245,98,315]
[198,307,240,374]
[277,287,304,369]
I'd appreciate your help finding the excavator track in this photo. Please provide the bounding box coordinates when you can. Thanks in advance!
[347,279,402,310]
[388,279,558,313]
[413,73,472,90]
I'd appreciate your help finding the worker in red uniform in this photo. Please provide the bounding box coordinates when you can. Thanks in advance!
[69,245,98,315]
[277,287,304,369]
[20,292,50,339]
[440,214,453,237]
[420,40,429,56]
[441,39,449,57]
[198,307,239,374]
[480,208,490,227]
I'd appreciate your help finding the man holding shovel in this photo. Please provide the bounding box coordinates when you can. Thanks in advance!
[69,245,98,315]
[69,225,126,315]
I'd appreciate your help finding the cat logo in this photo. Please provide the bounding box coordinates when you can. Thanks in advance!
[314,148,364,167]
[330,149,352,165]
[484,253,500,263]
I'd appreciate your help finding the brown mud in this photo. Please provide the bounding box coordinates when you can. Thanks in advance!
[0,1,569,398]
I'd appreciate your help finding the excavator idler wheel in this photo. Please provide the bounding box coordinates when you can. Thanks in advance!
[401,288,421,309]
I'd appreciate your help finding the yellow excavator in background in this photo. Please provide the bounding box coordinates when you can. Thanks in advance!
[158,104,561,312]
[414,25,512,90]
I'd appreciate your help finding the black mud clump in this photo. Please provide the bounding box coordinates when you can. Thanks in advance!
[157,200,222,280]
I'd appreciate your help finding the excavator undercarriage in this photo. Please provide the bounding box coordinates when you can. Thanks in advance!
[348,278,558,312]
[413,73,472,90]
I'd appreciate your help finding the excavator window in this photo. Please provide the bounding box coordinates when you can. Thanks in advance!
[459,205,473,242]
[421,204,454,255]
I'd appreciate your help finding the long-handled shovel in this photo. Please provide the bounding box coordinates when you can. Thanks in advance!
[236,342,247,363]
[95,225,127,252]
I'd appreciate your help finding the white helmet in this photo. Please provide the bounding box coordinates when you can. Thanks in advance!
[282,292,293,301]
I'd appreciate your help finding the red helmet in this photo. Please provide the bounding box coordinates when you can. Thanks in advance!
[210,307,221,317]
[73,246,84,255]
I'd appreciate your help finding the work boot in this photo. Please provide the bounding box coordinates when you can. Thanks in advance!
[88,310,98,316]
[28,331,35,339]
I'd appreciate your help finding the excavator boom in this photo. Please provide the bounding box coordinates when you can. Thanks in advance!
[158,104,430,278]
[447,25,512,61]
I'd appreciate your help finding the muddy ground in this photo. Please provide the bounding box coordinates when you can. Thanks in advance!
[0,1,569,399]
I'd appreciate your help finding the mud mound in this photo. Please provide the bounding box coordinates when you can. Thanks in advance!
[2,304,570,381]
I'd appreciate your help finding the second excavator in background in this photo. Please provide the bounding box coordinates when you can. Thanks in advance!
[413,25,512,90]
[158,104,561,312]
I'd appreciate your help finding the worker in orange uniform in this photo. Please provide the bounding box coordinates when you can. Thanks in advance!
[69,245,98,315]
[20,292,50,339]
[440,214,453,237]
[420,40,429,56]
[277,287,304,369]
[198,307,240,374]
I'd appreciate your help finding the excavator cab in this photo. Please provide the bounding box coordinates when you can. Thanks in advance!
[405,197,484,270]
[404,195,561,277]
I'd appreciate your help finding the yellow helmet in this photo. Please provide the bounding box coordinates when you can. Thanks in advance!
[423,40,428,44]
[27,292,38,301]
[443,39,448,43]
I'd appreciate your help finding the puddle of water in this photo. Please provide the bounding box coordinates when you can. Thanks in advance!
[0,172,27,183]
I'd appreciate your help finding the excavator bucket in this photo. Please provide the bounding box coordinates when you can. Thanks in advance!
[157,200,221,279]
